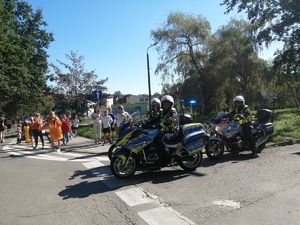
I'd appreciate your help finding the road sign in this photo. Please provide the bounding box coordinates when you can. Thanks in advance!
[93,90,102,99]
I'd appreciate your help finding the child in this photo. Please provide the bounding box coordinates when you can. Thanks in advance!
[16,125,22,144]
[101,110,113,146]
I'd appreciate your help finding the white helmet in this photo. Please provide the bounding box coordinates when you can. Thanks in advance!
[151,98,161,106]
[161,95,174,110]
[233,95,245,104]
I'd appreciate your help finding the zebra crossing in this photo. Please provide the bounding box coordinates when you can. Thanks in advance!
[3,140,196,225]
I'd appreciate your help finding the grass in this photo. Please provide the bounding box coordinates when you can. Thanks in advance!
[78,108,300,145]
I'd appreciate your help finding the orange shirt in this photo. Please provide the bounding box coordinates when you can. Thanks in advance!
[31,118,43,130]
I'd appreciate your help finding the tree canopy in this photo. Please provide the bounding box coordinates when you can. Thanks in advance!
[0,0,54,118]
[49,51,108,115]
[151,12,272,114]
[221,0,300,45]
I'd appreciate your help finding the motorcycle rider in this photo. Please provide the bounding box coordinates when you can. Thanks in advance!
[147,95,179,161]
[146,98,162,124]
[227,95,257,158]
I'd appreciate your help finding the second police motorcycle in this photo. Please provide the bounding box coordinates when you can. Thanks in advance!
[205,108,274,159]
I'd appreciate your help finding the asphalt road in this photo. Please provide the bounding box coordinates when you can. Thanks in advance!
[1,126,300,224]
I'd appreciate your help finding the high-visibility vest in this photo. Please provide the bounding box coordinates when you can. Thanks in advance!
[234,105,251,124]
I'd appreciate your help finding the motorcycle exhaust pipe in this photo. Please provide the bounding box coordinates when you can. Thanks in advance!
[255,136,268,147]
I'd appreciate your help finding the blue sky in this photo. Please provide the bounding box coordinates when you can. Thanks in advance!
[27,0,281,96]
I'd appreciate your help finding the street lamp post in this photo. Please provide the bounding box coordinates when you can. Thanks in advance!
[147,42,158,118]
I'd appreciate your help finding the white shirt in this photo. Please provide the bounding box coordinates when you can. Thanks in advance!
[73,118,79,128]
[116,113,123,127]
[101,115,113,129]
[93,113,101,123]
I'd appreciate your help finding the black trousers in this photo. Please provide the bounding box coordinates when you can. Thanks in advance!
[32,130,45,147]
[241,123,255,151]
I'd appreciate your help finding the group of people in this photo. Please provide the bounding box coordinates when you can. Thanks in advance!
[21,111,80,152]
[92,105,131,146]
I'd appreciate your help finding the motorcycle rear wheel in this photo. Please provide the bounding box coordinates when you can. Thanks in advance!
[178,151,203,171]
[206,140,224,159]
[110,155,137,179]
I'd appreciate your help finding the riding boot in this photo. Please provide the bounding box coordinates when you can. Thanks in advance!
[250,139,257,158]
[246,134,257,158]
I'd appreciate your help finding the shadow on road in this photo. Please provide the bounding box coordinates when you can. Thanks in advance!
[201,151,257,168]
[59,166,206,200]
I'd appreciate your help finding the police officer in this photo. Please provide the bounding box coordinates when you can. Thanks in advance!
[228,95,257,158]
[146,98,162,125]
[147,95,179,161]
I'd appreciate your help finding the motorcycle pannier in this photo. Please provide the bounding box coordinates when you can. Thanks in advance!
[179,114,194,125]
[256,109,273,123]
[263,123,274,135]
[180,123,204,136]
[183,130,206,153]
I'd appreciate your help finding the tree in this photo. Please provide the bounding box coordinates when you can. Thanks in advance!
[221,0,300,109]
[212,18,270,108]
[273,37,300,108]
[0,0,54,118]
[151,12,214,114]
[221,0,300,45]
[49,51,108,114]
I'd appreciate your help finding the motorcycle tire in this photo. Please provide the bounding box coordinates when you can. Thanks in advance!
[205,140,224,159]
[178,151,203,171]
[108,144,121,161]
[110,155,137,179]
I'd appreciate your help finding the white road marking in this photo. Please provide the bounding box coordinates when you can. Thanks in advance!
[138,206,195,225]
[213,200,242,208]
[2,142,109,163]
[82,161,104,169]
[115,187,155,206]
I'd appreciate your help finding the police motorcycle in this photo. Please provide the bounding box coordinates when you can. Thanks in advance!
[108,101,195,161]
[110,123,208,179]
[205,109,274,159]
[204,112,227,136]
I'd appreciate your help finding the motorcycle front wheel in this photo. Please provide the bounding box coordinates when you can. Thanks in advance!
[110,155,137,179]
[205,140,224,159]
[108,144,121,161]
[178,151,203,171]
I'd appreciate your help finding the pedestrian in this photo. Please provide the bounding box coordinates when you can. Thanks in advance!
[101,110,113,146]
[6,118,12,133]
[31,113,45,150]
[16,125,22,144]
[61,112,71,146]
[72,115,79,137]
[92,106,102,144]
[66,113,73,140]
[41,111,63,152]
[26,115,35,147]
[107,108,115,140]
[0,117,7,143]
